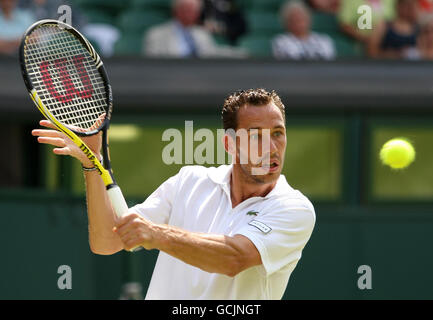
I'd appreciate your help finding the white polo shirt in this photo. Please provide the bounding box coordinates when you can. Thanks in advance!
[129,165,315,300]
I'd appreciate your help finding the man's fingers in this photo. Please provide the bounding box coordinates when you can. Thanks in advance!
[115,226,138,241]
[124,237,142,251]
[89,113,106,131]
[32,129,64,138]
[37,137,66,148]
[67,113,106,133]
[114,220,137,238]
[53,147,72,155]
[115,213,140,230]
[118,230,148,251]
[39,120,57,130]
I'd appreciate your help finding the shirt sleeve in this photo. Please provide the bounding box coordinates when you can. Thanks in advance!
[321,34,336,60]
[127,171,181,225]
[235,197,316,277]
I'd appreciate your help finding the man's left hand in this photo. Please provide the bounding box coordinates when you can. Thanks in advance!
[113,213,156,251]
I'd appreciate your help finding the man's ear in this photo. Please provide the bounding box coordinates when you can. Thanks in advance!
[222,133,236,156]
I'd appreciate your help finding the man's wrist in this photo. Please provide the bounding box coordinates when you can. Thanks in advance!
[150,223,168,251]
[82,154,103,170]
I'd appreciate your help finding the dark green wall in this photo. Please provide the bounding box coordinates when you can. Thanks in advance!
[0,197,156,299]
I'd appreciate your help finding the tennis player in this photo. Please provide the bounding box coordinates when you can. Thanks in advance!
[33,88,315,300]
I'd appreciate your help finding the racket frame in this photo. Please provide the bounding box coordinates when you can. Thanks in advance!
[19,19,129,219]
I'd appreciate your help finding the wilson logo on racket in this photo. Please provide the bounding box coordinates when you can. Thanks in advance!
[40,54,93,103]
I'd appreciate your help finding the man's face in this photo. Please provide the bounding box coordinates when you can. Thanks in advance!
[286,8,310,37]
[233,102,286,185]
[174,0,201,27]
[399,0,418,23]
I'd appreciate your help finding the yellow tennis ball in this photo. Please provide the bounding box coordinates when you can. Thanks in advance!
[380,138,415,169]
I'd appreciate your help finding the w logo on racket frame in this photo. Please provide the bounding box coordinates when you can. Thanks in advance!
[40,54,93,103]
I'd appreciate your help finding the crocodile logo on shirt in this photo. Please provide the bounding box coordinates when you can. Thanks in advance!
[246,210,259,216]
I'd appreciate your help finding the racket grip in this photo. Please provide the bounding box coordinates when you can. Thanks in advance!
[107,185,129,218]
[107,186,143,253]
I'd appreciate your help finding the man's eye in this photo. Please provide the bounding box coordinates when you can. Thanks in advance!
[273,131,282,137]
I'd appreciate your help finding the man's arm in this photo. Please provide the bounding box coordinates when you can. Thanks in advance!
[114,213,262,277]
[32,120,123,255]
[84,169,124,255]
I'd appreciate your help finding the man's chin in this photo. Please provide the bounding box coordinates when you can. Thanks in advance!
[238,163,281,184]
[249,167,281,184]
[251,167,279,176]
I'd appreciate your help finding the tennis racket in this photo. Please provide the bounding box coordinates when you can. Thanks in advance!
[19,20,129,221]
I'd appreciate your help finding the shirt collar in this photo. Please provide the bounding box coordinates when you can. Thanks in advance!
[208,164,233,185]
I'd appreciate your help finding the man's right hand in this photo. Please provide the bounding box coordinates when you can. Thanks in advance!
[32,120,103,168]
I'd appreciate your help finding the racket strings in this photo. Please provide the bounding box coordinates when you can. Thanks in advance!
[24,25,107,131]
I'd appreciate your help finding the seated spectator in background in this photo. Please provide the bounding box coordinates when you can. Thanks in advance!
[338,0,395,44]
[367,0,419,58]
[404,14,433,59]
[0,0,34,55]
[272,1,336,60]
[201,0,247,45]
[306,0,340,14]
[143,0,246,58]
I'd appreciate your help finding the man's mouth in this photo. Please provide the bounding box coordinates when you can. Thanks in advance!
[258,159,280,172]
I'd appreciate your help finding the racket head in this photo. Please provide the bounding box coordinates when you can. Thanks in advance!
[19,19,113,137]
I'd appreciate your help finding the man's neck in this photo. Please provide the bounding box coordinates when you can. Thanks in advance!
[292,31,310,40]
[229,166,278,208]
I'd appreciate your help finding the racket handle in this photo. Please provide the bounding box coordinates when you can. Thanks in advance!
[107,185,143,253]
[107,185,129,218]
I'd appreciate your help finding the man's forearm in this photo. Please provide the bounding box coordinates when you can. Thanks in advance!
[151,224,258,277]
[84,170,123,254]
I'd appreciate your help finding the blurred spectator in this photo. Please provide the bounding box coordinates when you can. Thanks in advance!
[272,1,336,60]
[367,0,419,58]
[82,24,120,57]
[143,0,246,58]
[201,0,247,45]
[0,0,34,55]
[306,0,340,14]
[404,14,433,59]
[338,0,396,44]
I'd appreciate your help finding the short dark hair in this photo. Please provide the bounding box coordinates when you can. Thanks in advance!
[221,88,286,131]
